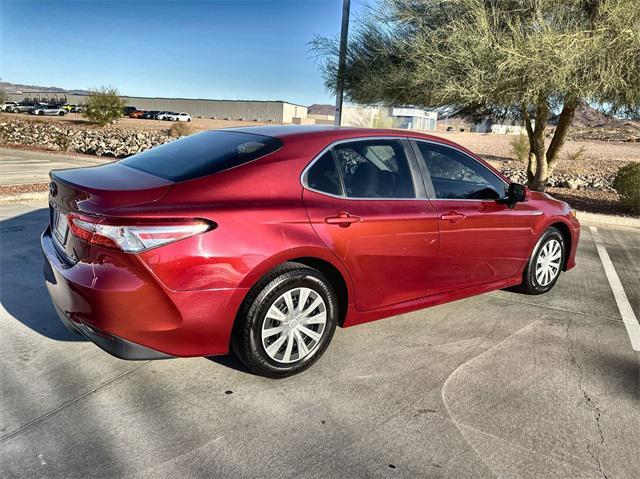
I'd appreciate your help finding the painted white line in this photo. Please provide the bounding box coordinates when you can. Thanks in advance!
[590,226,640,351]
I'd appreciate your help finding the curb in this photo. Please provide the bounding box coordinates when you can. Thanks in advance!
[0,191,48,205]
[577,210,639,229]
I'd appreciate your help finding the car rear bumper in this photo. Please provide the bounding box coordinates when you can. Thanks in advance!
[53,303,173,360]
[42,226,247,359]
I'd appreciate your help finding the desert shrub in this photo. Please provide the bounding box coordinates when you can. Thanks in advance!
[53,129,72,151]
[613,163,640,214]
[83,86,125,126]
[510,133,530,163]
[565,145,587,162]
[168,122,194,137]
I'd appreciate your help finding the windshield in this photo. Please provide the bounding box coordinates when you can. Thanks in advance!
[120,130,282,182]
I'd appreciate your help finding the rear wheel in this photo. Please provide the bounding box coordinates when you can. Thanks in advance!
[58,111,64,116]
[518,227,565,294]
[232,262,338,378]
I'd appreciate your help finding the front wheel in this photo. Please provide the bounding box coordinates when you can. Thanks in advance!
[518,227,565,295]
[232,262,338,378]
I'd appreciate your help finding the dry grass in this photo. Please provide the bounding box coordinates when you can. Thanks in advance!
[168,122,195,137]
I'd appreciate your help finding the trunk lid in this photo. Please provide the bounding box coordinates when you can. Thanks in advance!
[48,162,173,263]
[49,162,173,215]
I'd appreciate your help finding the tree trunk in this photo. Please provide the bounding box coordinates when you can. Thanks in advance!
[547,100,578,175]
[522,98,578,191]
[523,98,550,191]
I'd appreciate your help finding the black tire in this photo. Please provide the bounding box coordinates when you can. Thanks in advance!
[58,111,64,116]
[38,111,44,116]
[517,227,565,295]
[232,262,338,378]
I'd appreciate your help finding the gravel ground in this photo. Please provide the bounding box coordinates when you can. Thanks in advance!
[0,183,49,195]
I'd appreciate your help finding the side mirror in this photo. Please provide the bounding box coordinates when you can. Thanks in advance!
[499,183,526,209]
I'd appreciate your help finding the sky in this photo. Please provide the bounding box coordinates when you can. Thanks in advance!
[0,0,367,106]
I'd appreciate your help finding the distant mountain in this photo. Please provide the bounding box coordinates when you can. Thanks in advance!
[0,81,90,96]
[308,104,335,116]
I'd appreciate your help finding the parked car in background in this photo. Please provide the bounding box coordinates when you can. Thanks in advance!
[129,110,146,119]
[142,110,160,119]
[7,102,40,113]
[122,106,137,116]
[165,112,192,122]
[156,111,176,120]
[1,101,18,111]
[71,105,85,113]
[31,104,67,116]
[42,126,580,378]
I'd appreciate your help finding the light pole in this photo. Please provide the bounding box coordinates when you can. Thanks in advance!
[334,0,350,126]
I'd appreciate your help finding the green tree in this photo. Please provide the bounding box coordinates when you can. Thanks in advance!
[312,0,640,190]
[83,86,125,126]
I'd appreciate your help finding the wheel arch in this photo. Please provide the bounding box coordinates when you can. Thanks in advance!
[547,221,572,270]
[236,248,353,327]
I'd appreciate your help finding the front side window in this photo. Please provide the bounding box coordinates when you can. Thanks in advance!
[332,139,415,199]
[416,142,508,200]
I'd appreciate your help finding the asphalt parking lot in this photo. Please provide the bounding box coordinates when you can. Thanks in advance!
[1,203,639,479]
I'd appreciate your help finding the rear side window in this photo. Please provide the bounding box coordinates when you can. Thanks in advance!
[306,151,343,196]
[333,139,415,198]
[416,142,508,200]
[120,130,282,181]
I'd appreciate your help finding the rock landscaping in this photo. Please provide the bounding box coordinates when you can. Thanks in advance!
[0,119,175,158]
[498,165,615,191]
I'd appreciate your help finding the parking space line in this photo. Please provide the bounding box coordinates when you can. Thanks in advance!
[590,226,640,351]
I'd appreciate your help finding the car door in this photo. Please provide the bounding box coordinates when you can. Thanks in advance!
[411,139,538,293]
[302,137,439,312]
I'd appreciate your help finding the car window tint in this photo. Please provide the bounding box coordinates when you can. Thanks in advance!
[333,140,415,199]
[120,130,282,182]
[306,151,343,196]
[416,142,508,200]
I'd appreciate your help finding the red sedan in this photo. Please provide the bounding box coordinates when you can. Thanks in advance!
[42,126,580,377]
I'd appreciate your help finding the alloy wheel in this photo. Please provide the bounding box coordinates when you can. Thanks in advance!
[261,287,327,364]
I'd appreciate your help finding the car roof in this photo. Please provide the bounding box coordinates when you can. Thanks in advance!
[224,125,449,144]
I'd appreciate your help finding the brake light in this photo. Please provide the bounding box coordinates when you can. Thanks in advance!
[67,214,212,253]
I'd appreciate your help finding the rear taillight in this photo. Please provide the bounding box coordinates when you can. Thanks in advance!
[67,214,212,253]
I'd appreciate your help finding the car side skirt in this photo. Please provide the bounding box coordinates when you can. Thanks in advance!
[343,276,523,328]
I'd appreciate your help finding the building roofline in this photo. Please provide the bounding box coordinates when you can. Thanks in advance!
[11,91,308,108]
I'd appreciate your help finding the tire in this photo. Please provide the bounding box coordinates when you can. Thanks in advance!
[38,111,44,116]
[518,227,565,295]
[232,262,338,378]
[58,111,64,116]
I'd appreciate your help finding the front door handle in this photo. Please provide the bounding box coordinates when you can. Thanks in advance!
[325,212,362,227]
[440,211,466,222]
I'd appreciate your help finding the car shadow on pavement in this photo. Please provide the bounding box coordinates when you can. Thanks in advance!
[207,353,253,375]
[0,207,85,341]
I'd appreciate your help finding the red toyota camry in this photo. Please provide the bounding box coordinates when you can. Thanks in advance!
[42,126,580,377]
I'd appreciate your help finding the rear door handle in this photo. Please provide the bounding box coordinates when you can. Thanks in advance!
[325,212,362,227]
[440,211,466,222]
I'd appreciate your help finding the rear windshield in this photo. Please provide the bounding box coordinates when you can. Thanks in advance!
[120,130,282,182]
